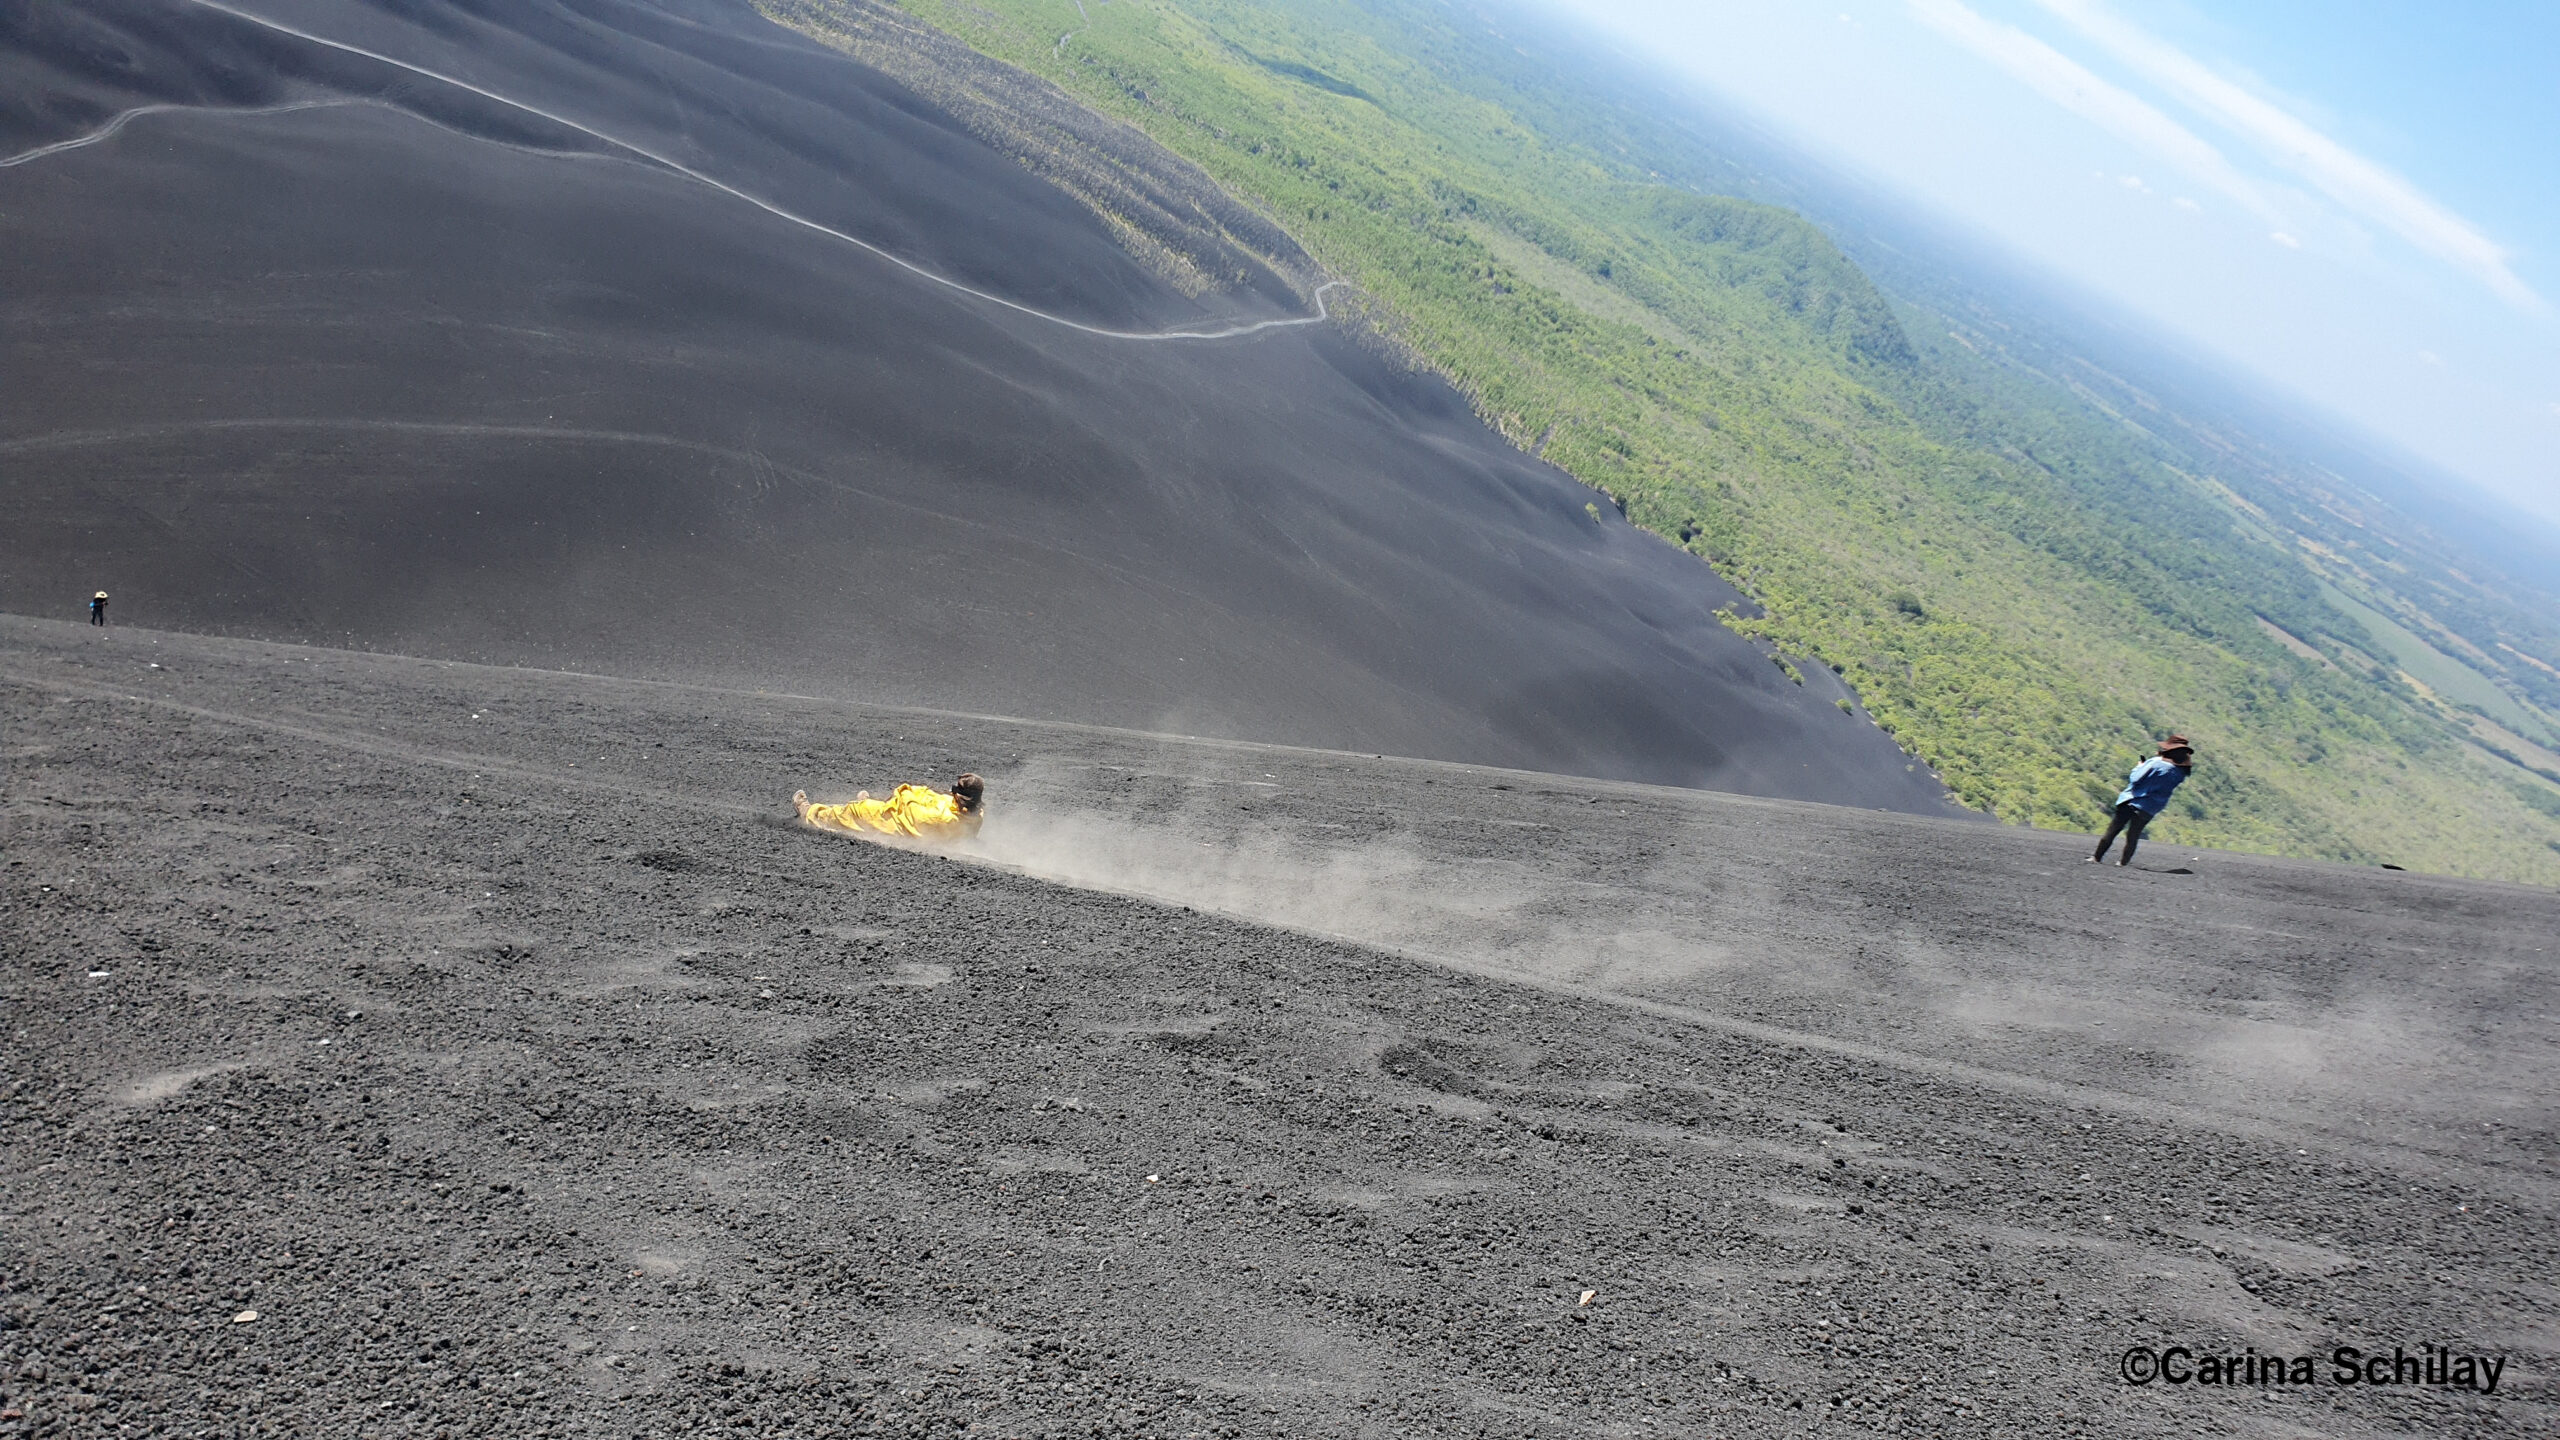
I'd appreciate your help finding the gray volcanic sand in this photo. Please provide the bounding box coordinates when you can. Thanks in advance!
[0,0,1952,810]
[6,616,2555,1438]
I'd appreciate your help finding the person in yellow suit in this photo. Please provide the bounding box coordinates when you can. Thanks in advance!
[795,772,984,842]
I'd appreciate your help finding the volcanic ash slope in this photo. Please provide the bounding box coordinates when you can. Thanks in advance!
[3,0,1943,809]
[5,617,2555,1438]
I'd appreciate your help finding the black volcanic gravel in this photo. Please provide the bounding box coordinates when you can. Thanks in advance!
[0,0,1953,810]
[3,617,2555,1438]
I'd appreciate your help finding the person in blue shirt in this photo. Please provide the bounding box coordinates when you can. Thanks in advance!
[2091,735,2194,865]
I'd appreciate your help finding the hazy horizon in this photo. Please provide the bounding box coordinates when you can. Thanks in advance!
[1544,0,2560,528]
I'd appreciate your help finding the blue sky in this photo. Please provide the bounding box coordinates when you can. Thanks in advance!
[1546,0,2560,521]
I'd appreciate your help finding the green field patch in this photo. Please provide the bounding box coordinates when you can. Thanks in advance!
[2318,582,2548,738]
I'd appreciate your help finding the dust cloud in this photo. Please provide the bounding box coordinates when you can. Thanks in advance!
[952,802,1522,961]
[797,766,2543,1148]
[793,756,1601,978]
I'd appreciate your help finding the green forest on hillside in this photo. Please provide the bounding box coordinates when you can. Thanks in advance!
[768,0,2560,883]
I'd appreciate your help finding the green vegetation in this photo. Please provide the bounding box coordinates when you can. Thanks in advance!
[772,0,2560,882]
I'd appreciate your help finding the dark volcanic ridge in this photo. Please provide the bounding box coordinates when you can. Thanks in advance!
[2,0,1954,811]
[5,617,2555,1438]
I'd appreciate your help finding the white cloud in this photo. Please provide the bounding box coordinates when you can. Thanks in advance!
[2172,196,2200,212]
[1904,0,2283,224]
[2031,0,2544,312]
[2269,231,2300,249]
[2118,174,2148,191]
[2547,402,2560,420]
[2417,350,2444,367]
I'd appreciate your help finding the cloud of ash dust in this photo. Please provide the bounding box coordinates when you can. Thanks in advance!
[805,761,1774,990]
[946,801,1527,960]
[922,779,1762,999]
[802,769,2552,1145]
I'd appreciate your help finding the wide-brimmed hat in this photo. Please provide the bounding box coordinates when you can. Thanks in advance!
[2158,734,2195,757]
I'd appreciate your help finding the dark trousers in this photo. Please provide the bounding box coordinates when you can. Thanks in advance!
[2093,802,2150,864]
[89,607,104,626]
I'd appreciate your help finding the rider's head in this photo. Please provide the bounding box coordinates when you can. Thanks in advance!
[952,773,985,813]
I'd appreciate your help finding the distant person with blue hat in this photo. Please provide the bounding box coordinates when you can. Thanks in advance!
[2091,735,2194,866]
[89,591,108,626]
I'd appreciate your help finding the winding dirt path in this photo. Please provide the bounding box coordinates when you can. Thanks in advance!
[40,0,1347,343]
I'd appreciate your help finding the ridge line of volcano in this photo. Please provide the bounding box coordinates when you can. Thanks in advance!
[174,0,1340,342]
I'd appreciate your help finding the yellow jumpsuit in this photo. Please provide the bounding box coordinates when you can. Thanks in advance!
[799,784,983,842]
